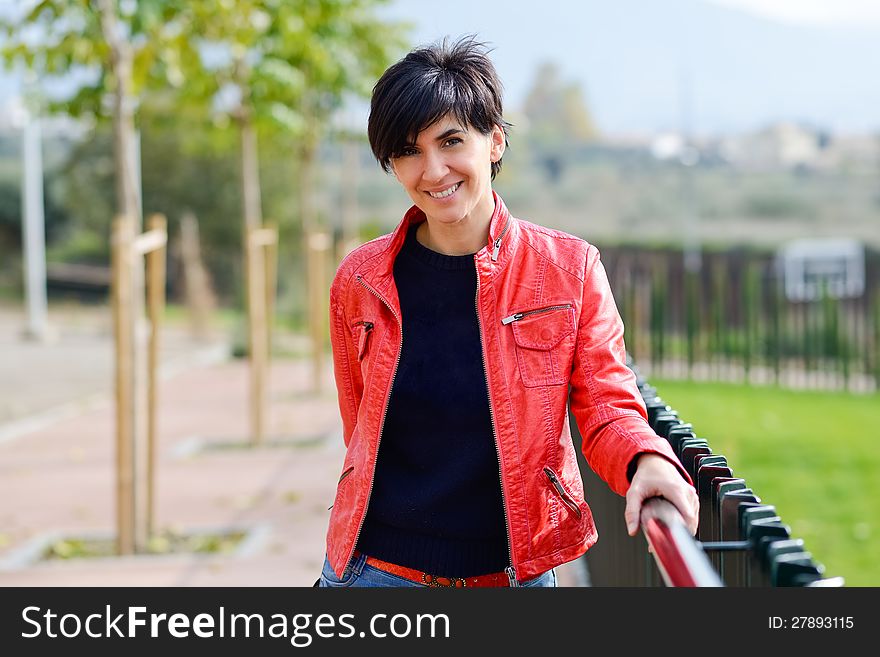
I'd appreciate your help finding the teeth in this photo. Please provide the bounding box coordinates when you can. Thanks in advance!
[427,182,460,199]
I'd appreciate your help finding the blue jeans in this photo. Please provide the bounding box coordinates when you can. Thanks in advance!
[317,553,557,587]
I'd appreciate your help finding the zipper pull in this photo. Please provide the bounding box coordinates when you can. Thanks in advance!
[357,321,373,359]
[501,312,524,325]
[506,566,519,587]
[491,237,502,262]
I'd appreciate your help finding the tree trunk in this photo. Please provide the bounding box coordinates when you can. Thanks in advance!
[240,111,263,230]
[97,0,147,555]
[234,61,267,444]
[340,136,360,260]
[300,132,327,393]
[97,0,140,227]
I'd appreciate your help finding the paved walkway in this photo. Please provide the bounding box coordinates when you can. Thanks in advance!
[0,303,585,587]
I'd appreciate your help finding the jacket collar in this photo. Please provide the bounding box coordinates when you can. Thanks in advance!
[356,191,516,297]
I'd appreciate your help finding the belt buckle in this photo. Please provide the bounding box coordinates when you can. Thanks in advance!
[422,573,466,588]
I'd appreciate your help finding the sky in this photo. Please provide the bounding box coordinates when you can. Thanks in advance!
[382,0,880,135]
[2,1,880,135]
[705,0,880,27]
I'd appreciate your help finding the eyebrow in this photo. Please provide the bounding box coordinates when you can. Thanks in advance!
[435,128,465,141]
[401,127,465,150]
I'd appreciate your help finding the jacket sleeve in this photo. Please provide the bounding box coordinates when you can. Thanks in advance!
[569,244,692,496]
[329,272,364,448]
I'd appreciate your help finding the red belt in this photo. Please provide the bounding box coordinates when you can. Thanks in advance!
[357,552,511,587]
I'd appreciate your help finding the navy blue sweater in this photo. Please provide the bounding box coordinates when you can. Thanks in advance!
[355,224,509,578]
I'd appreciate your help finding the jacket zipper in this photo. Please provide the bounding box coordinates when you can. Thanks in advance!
[543,467,582,519]
[344,218,511,579]
[353,320,374,359]
[338,466,355,485]
[344,275,403,572]
[475,262,518,586]
[327,466,355,510]
[491,214,512,262]
[501,303,573,326]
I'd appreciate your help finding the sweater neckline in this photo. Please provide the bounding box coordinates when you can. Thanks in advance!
[401,224,476,271]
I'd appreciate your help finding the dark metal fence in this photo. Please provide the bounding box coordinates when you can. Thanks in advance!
[597,244,880,392]
[570,359,845,587]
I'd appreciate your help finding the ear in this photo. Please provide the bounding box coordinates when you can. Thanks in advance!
[489,124,506,163]
[388,159,401,181]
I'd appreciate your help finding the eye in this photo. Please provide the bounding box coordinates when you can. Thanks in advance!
[397,146,418,157]
[443,137,463,147]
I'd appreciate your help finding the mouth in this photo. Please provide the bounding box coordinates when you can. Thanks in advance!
[425,182,462,199]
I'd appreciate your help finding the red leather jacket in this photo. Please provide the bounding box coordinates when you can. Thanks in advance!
[326,192,690,583]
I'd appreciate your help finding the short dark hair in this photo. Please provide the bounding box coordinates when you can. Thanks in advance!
[368,36,510,180]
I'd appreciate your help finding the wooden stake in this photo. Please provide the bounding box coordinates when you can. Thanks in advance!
[248,227,267,445]
[145,213,167,539]
[265,222,278,359]
[308,230,331,393]
[112,215,135,555]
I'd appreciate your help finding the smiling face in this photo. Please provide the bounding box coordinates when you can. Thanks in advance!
[390,115,506,230]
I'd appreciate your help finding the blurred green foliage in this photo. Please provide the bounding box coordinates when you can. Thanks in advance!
[0,0,408,317]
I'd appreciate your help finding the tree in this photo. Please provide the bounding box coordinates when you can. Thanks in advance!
[271,0,407,391]
[1,0,186,224]
[522,61,597,183]
[1,0,188,555]
[176,0,406,231]
[177,0,406,390]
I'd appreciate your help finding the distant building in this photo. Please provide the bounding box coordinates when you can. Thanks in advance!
[778,238,865,301]
[720,122,823,170]
[814,134,880,173]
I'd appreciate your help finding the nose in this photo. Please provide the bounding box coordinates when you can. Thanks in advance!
[421,149,449,183]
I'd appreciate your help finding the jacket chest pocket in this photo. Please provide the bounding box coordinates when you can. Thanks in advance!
[502,304,575,387]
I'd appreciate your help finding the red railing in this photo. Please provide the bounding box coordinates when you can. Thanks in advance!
[640,497,723,587]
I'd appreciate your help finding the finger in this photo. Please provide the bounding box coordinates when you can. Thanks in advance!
[664,488,698,536]
[681,490,699,536]
[624,489,642,536]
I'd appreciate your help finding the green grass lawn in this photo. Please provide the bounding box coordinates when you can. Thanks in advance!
[652,378,880,587]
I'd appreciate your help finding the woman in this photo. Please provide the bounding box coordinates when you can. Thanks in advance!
[319,37,698,587]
